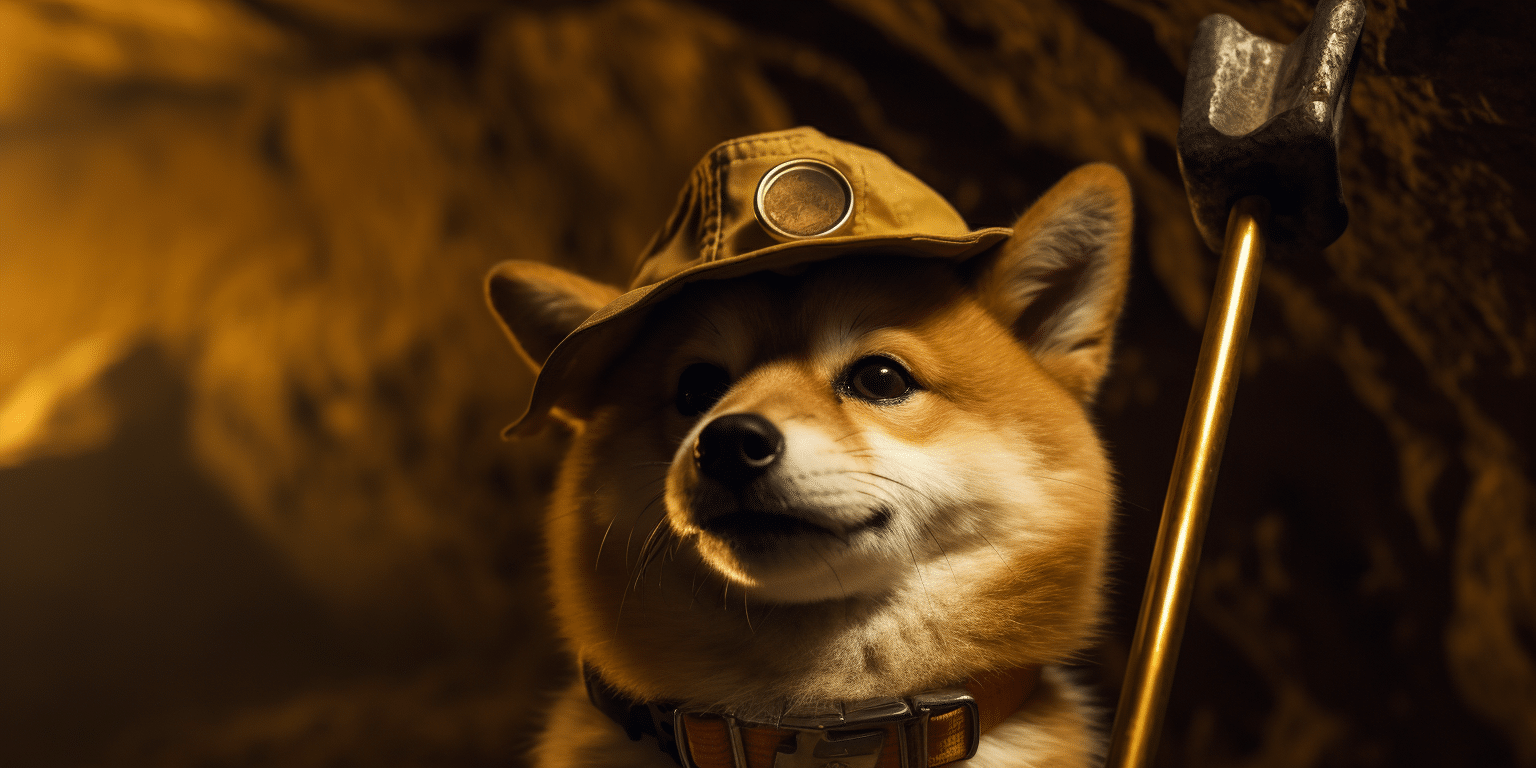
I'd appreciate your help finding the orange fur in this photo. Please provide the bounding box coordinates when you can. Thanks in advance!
[492,164,1133,767]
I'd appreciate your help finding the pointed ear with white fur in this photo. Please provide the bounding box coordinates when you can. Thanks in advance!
[485,260,622,372]
[973,163,1133,401]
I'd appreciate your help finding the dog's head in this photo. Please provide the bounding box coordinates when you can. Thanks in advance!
[488,159,1131,704]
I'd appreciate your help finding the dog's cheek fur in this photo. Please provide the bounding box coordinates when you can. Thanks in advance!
[544,406,669,662]
[540,313,708,673]
[865,299,1114,660]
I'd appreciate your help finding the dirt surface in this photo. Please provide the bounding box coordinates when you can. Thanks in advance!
[0,1,1530,765]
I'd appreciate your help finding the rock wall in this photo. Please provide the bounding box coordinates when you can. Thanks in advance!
[0,0,1529,765]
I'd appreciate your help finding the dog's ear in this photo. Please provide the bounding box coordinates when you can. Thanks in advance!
[972,163,1133,401]
[485,261,622,372]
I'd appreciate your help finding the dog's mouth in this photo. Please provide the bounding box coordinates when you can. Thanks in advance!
[699,506,892,552]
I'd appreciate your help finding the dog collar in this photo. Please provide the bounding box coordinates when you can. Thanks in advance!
[583,663,1041,768]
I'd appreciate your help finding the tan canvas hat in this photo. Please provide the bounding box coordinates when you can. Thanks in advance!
[492,126,1012,436]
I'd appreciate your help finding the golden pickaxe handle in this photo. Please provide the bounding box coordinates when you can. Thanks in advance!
[1104,196,1268,768]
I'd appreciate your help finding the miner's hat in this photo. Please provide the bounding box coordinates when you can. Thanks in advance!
[487,126,1011,436]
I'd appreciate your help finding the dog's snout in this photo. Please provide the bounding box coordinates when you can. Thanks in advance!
[694,413,783,485]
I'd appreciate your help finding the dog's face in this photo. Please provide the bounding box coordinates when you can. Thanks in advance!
[489,164,1132,704]
[643,259,1102,606]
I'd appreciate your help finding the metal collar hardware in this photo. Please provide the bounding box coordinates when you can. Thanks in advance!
[673,688,979,768]
[582,662,1039,768]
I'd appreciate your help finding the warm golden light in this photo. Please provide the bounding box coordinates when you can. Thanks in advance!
[0,2,1529,767]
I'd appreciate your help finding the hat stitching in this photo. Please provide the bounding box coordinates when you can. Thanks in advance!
[853,153,867,236]
[721,131,804,163]
[704,151,723,263]
[707,135,799,262]
[701,133,789,261]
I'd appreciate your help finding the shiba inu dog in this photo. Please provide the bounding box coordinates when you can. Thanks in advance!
[487,128,1131,768]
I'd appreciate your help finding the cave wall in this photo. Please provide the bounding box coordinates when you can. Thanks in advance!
[0,0,1530,765]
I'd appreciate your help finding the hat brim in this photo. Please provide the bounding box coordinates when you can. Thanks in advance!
[501,227,1012,437]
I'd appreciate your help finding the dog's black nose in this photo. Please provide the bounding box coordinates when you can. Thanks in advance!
[694,413,783,485]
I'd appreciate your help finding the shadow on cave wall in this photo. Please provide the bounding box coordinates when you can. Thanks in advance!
[0,0,1530,766]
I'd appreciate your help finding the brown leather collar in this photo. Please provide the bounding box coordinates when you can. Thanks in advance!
[583,664,1040,768]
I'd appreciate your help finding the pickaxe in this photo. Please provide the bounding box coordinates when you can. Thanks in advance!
[1105,1,1367,765]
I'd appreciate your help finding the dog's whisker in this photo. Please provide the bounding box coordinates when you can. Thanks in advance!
[861,470,923,496]
[849,302,876,336]
[846,476,902,507]
[848,469,909,494]
[626,548,657,601]
[595,514,620,570]
[621,492,672,599]
[631,513,672,593]
[688,304,724,339]
[638,529,672,586]
[601,489,666,569]
[609,495,662,567]
[904,537,936,613]
[850,488,882,502]
[845,472,890,490]
[614,569,635,630]
[1029,473,1124,505]
[920,520,959,586]
[978,530,1011,571]
[815,549,848,603]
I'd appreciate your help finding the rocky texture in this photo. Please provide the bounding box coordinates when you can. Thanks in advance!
[0,0,1529,765]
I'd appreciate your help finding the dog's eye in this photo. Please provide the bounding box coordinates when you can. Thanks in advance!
[847,356,915,402]
[676,363,732,417]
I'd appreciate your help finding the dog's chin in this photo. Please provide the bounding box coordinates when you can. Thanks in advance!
[688,506,903,604]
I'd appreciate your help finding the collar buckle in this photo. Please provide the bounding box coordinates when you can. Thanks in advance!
[673,689,978,768]
[910,687,982,764]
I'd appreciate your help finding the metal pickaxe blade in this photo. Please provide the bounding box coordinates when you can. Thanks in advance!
[1180,0,1367,255]
[1106,2,1365,766]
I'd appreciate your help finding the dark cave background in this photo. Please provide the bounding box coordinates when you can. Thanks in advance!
[0,0,1531,765]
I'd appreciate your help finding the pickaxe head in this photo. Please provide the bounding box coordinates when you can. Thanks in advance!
[1177,0,1366,254]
